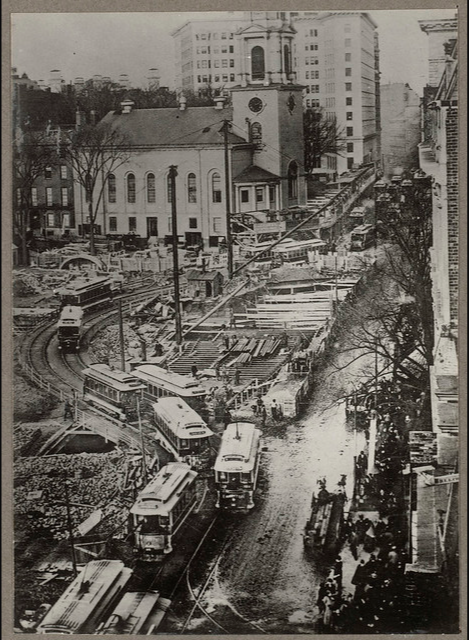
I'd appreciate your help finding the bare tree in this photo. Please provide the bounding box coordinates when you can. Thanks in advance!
[303,107,346,178]
[375,176,434,365]
[62,123,131,255]
[13,129,59,266]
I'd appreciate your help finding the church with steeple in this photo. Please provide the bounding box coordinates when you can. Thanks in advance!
[75,18,306,246]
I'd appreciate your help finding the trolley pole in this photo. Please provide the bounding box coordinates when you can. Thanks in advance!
[64,479,78,577]
[169,165,183,346]
[222,120,233,279]
[137,396,148,487]
[117,298,126,371]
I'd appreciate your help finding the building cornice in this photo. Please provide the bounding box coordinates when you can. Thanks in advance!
[418,19,458,34]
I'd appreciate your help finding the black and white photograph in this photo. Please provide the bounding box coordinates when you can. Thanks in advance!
[5,5,462,636]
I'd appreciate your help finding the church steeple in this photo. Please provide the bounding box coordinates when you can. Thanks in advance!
[236,21,297,87]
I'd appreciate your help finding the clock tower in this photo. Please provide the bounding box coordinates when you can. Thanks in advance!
[230,19,306,207]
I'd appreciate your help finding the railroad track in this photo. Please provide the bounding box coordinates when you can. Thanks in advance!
[172,515,267,635]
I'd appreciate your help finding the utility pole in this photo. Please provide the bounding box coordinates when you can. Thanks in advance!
[222,120,233,279]
[136,396,148,487]
[117,298,126,371]
[169,165,183,345]
[63,479,78,577]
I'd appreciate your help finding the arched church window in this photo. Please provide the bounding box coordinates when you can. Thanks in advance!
[284,45,291,75]
[187,173,197,203]
[251,46,265,81]
[127,173,136,204]
[288,161,298,199]
[251,122,262,146]
[212,172,222,203]
[108,174,116,203]
[147,173,156,203]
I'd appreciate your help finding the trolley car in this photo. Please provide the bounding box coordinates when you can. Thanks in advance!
[83,363,146,420]
[57,305,84,352]
[98,591,171,635]
[272,238,326,264]
[350,224,376,252]
[214,422,262,511]
[152,397,213,465]
[132,364,207,414]
[58,275,113,312]
[130,462,198,561]
[36,560,133,635]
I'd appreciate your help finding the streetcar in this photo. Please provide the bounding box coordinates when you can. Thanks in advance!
[214,422,262,511]
[36,560,133,635]
[132,364,208,414]
[129,462,198,561]
[272,238,326,264]
[57,275,113,311]
[152,397,214,466]
[98,591,171,635]
[57,305,84,352]
[82,363,147,421]
[350,224,376,251]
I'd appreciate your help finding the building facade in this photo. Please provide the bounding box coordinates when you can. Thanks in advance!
[173,11,380,177]
[380,83,421,179]
[75,24,307,247]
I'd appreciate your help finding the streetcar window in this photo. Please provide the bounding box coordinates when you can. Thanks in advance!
[219,472,228,482]
[241,473,251,483]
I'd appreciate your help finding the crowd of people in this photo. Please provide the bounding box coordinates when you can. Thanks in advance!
[15,451,128,541]
[316,513,408,633]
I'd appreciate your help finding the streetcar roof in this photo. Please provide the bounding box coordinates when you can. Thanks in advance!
[100,591,166,634]
[58,276,111,295]
[272,238,326,253]
[133,365,206,393]
[214,423,261,472]
[83,364,147,391]
[351,224,374,234]
[130,463,197,516]
[58,305,84,326]
[36,560,133,634]
[152,398,213,439]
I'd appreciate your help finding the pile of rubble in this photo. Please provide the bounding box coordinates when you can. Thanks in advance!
[89,323,143,363]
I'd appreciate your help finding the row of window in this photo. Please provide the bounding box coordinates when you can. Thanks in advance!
[197,59,235,69]
[326,82,354,93]
[306,85,320,93]
[305,44,319,51]
[196,45,234,54]
[44,165,68,180]
[108,215,223,235]
[305,70,319,79]
[196,73,236,84]
[195,32,234,40]
[108,172,223,205]
[23,186,69,207]
[305,99,320,108]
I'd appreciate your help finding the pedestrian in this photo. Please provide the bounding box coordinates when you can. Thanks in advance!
[261,405,267,427]
[191,364,198,378]
[277,403,283,420]
[317,581,327,613]
[223,409,232,428]
[349,529,359,560]
[64,400,73,420]
[234,368,241,385]
[271,399,278,421]
[351,559,367,600]
[215,362,221,380]
[334,555,343,594]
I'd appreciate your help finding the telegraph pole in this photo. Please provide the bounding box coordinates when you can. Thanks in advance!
[63,479,78,577]
[136,396,148,487]
[222,120,234,279]
[117,298,126,371]
[169,165,183,345]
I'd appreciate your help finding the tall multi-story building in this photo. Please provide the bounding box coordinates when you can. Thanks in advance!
[172,11,381,176]
[293,11,380,175]
[380,83,421,178]
[418,16,458,87]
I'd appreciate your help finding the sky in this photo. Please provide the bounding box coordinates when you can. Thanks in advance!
[11,9,457,97]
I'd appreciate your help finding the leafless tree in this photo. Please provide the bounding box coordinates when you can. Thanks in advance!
[13,129,59,266]
[303,107,347,178]
[62,123,131,255]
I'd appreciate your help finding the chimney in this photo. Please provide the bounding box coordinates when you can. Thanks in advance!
[214,96,226,110]
[179,95,187,111]
[120,99,134,114]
